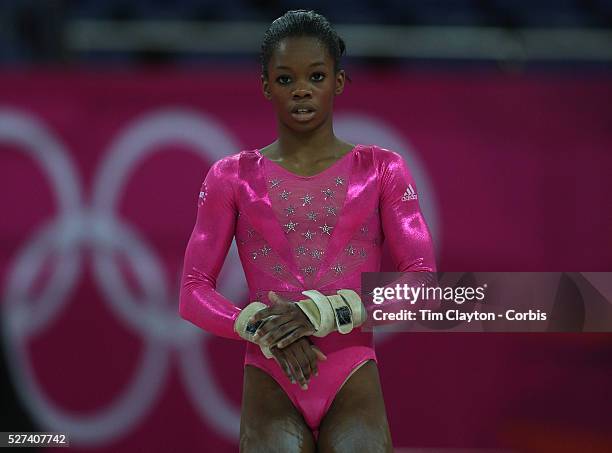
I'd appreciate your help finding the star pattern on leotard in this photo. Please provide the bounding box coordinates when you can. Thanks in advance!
[272,264,284,274]
[306,211,318,222]
[284,205,296,216]
[302,266,316,276]
[335,176,345,186]
[284,221,298,233]
[321,188,334,200]
[319,223,333,236]
[331,263,344,275]
[269,179,282,189]
[295,245,308,256]
[324,206,337,216]
[310,249,324,260]
[300,194,314,206]
[302,230,316,240]
[280,190,291,200]
[260,245,272,256]
[345,244,356,256]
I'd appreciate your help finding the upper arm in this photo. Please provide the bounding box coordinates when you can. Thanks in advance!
[184,158,238,282]
[378,149,437,272]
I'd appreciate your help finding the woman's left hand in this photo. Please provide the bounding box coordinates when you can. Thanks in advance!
[249,291,316,349]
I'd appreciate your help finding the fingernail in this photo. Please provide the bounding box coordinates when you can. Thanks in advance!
[315,371,319,376]
[301,384,308,390]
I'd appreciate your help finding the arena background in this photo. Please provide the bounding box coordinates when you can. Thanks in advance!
[1,1,611,452]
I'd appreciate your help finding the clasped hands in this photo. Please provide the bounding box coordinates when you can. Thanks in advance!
[248,291,326,390]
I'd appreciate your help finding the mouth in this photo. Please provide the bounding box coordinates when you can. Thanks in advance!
[290,106,316,122]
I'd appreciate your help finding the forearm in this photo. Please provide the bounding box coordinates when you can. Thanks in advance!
[179,267,242,340]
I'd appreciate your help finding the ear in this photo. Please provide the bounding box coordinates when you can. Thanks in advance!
[334,69,346,96]
[261,74,272,100]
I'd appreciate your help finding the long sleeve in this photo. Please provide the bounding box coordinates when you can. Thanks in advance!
[179,157,242,340]
[367,149,439,322]
[379,150,436,273]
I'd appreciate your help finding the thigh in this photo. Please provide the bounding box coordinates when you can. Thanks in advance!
[240,365,316,453]
[317,360,393,453]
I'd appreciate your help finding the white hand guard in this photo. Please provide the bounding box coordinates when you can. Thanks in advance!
[297,289,366,337]
[233,301,274,359]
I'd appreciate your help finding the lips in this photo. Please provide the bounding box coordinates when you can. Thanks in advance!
[291,104,316,122]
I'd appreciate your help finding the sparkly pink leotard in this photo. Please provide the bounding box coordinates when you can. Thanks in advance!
[179,144,436,437]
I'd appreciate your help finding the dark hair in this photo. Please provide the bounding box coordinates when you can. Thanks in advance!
[260,10,347,80]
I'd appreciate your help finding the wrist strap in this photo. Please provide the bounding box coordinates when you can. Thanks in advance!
[234,301,274,359]
[328,294,353,334]
[337,289,366,327]
[301,290,335,337]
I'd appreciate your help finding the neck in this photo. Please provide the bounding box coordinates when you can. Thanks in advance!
[274,116,340,163]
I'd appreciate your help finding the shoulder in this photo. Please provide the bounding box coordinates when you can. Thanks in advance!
[357,144,407,173]
[206,149,257,179]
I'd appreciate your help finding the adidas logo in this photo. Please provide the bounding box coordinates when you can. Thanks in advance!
[401,184,417,201]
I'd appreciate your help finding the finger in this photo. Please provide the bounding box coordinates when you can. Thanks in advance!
[276,327,309,349]
[286,349,308,390]
[249,305,285,323]
[294,344,312,386]
[268,291,289,304]
[257,319,296,346]
[271,348,294,383]
[252,314,288,340]
[299,339,318,378]
[311,345,327,361]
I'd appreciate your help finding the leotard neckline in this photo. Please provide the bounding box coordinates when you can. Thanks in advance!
[254,144,362,180]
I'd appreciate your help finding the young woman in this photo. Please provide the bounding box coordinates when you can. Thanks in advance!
[179,10,436,452]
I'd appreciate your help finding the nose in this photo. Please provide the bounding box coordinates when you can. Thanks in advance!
[292,85,312,99]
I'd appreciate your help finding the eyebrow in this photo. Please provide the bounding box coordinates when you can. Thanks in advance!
[275,61,326,70]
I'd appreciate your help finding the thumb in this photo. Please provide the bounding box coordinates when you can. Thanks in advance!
[311,345,327,361]
[268,291,282,304]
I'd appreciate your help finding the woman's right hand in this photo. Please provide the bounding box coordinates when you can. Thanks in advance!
[269,337,326,390]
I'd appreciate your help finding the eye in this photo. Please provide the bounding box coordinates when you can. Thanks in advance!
[276,75,292,85]
[311,72,326,82]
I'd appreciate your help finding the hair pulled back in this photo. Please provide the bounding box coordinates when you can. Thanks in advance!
[260,10,346,79]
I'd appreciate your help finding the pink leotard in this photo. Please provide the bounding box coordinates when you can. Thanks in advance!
[179,144,436,437]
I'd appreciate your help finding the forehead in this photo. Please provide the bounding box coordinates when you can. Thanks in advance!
[270,36,333,68]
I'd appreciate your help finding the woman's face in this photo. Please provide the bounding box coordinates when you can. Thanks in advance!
[262,36,345,132]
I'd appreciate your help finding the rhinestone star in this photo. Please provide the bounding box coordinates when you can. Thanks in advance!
[284,221,298,233]
[269,178,282,189]
[295,245,308,256]
[302,266,316,276]
[345,245,356,256]
[247,229,255,238]
[306,211,318,222]
[360,225,369,235]
[280,190,291,200]
[324,206,337,216]
[311,249,324,260]
[284,205,296,216]
[319,223,333,235]
[251,251,258,260]
[331,263,344,275]
[321,188,334,200]
[272,264,283,274]
[260,245,272,256]
[335,176,345,186]
[359,248,367,258]
[300,194,314,206]
[302,230,316,240]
